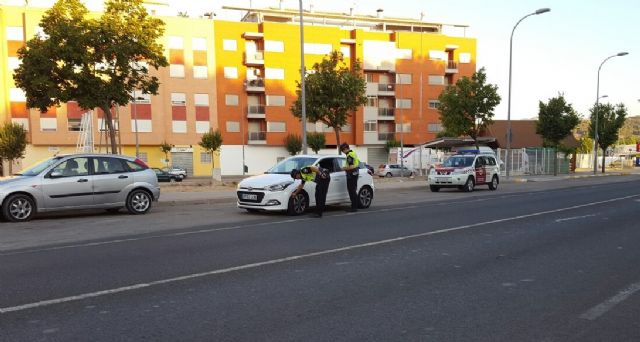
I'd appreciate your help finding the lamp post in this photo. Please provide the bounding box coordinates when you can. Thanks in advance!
[593,52,628,174]
[506,8,550,179]
[132,90,140,158]
[299,0,308,154]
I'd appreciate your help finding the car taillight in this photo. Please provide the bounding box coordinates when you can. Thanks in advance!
[134,158,149,169]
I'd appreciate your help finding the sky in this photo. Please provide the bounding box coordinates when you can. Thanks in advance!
[5,0,639,120]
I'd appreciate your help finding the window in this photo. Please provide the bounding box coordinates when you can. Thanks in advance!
[201,152,212,164]
[341,124,352,132]
[428,123,443,133]
[264,40,284,52]
[365,73,374,82]
[171,93,186,106]
[68,118,82,131]
[193,66,208,79]
[428,75,445,85]
[366,96,377,107]
[396,99,412,109]
[170,64,185,78]
[40,118,57,132]
[460,53,471,64]
[168,36,184,49]
[395,122,411,132]
[304,43,332,55]
[396,48,412,60]
[226,121,240,132]
[6,26,24,41]
[50,157,90,177]
[192,37,207,51]
[93,157,127,174]
[267,121,286,132]
[396,73,412,84]
[225,94,239,106]
[428,100,440,109]
[224,67,238,79]
[364,121,377,132]
[265,68,285,80]
[340,46,351,58]
[223,39,237,51]
[266,95,285,107]
[429,50,446,60]
[125,160,146,172]
[194,94,209,106]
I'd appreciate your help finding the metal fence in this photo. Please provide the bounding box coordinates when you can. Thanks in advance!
[499,148,570,175]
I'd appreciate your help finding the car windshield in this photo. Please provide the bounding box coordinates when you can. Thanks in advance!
[16,156,63,176]
[266,156,319,174]
[443,156,474,168]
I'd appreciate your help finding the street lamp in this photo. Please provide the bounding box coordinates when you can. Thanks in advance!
[506,7,550,179]
[593,52,628,174]
[299,0,308,154]
[132,90,140,158]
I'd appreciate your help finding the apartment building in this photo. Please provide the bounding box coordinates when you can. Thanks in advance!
[1,3,476,176]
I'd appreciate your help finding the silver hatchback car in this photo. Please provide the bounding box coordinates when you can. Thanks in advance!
[0,154,160,222]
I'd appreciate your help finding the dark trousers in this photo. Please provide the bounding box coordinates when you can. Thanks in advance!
[346,174,358,210]
[315,178,330,215]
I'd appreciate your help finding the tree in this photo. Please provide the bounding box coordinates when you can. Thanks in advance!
[199,128,223,170]
[291,51,367,151]
[589,103,627,173]
[385,139,401,153]
[307,132,326,154]
[0,122,28,175]
[160,141,172,167]
[437,67,501,149]
[536,94,580,175]
[284,134,302,156]
[577,136,593,154]
[14,0,168,154]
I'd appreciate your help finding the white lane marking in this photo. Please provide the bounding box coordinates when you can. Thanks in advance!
[580,281,640,320]
[555,214,597,223]
[0,193,531,256]
[1,193,637,315]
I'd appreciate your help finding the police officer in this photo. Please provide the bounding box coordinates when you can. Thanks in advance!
[290,165,330,218]
[340,142,360,212]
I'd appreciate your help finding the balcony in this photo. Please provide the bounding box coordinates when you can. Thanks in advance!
[248,131,267,144]
[247,105,266,119]
[445,60,458,74]
[245,78,265,92]
[378,107,395,120]
[377,83,395,96]
[378,132,395,141]
[244,51,264,65]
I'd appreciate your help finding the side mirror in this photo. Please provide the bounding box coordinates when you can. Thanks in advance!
[49,171,63,178]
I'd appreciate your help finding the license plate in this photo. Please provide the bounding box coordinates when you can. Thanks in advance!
[437,177,451,182]
[241,193,258,201]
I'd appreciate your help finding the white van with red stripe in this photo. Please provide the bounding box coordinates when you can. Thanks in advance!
[427,151,500,192]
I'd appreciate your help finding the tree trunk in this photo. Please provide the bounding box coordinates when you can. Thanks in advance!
[8,159,12,175]
[334,127,341,155]
[101,104,118,154]
[601,148,606,173]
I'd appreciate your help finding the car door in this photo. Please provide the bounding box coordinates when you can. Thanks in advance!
[474,156,487,184]
[92,156,134,206]
[332,157,349,202]
[41,157,94,209]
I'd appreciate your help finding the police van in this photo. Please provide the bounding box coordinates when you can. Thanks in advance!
[427,150,500,192]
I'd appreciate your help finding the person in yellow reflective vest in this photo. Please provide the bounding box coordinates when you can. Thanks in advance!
[340,143,360,212]
[290,165,331,218]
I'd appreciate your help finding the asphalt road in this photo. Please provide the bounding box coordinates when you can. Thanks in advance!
[1,176,640,341]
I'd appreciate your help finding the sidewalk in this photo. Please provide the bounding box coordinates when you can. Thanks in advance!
[157,168,640,206]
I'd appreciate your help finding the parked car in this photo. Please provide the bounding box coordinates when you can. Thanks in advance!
[153,168,183,182]
[0,154,160,222]
[237,155,375,215]
[377,164,413,177]
[427,151,500,192]
[360,162,375,176]
[165,167,187,179]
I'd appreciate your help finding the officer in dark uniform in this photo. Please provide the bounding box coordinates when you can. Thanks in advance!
[290,165,331,218]
[340,143,360,212]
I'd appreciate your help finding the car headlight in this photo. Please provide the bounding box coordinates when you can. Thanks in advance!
[267,181,293,192]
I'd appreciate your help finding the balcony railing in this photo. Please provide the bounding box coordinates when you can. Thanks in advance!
[246,105,266,118]
[378,107,395,117]
[245,78,265,92]
[378,132,395,141]
[244,51,265,65]
[445,60,458,73]
[378,83,395,92]
[248,131,266,141]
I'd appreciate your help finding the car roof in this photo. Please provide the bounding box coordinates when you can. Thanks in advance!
[56,153,135,160]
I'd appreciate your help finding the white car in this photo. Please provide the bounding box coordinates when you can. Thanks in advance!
[427,152,500,192]
[237,155,375,215]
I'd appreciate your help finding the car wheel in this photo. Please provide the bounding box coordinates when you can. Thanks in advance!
[430,185,440,192]
[287,192,307,216]
[488,175,499,190]
[169,177,176,183]
[2,194,36,222]
[176,177,183,183]
[105,207,121,214]
[385,172,392,178]
[357,186,374,209]
[463,177,475,192]
[126,189,152,215]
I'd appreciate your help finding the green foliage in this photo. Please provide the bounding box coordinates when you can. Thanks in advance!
[437,67,501,148]
[536,94,580,148]
[160,140,171,164]
[385,139,401,153]
[589,103,627,173]
[307,132,326,154]
[577,136,593,154]
[284,134,302,156]
[291,51,367,149]
[14,0,168,154]
[199,129,223,168]
[0,122,28,174]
